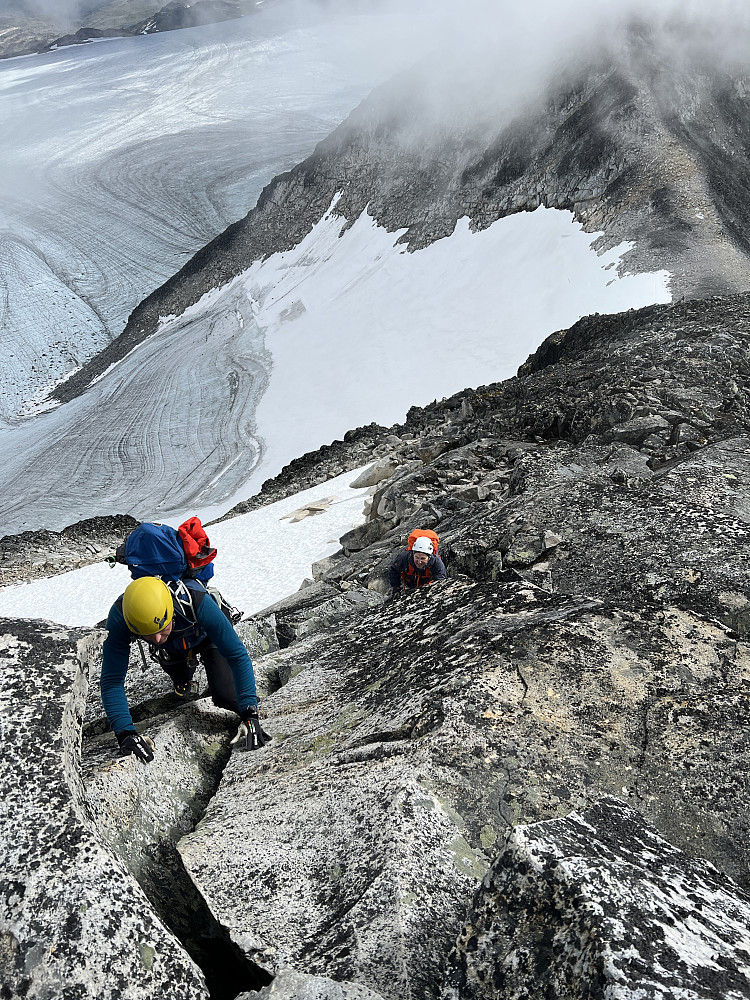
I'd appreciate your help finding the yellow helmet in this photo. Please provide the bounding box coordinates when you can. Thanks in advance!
[122,577,173,636]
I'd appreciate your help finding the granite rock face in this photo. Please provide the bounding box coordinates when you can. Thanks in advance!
[177,575,750,997]
[4,277,750,998]
[4,247,750,996]
[444,797,750,1000]
[0,619,208,999]
[253,581,385,649]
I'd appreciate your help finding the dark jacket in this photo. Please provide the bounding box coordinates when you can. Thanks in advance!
[388,550,447,593]
[101,582,257,734]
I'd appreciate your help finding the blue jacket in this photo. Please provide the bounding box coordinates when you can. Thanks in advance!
[388,550,447,592]
[101,585,257,734]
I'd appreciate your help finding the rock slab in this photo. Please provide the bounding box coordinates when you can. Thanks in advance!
[445,796,750,1000]
[0,620,208,999]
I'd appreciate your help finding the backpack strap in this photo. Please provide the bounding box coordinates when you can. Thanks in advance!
[114,581,207,630]
[168,578,207,623]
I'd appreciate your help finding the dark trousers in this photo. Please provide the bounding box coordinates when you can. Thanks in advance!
[159,638,238,713]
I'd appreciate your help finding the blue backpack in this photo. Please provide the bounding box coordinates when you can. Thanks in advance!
[109,519,241,637]
[113,519,215,584]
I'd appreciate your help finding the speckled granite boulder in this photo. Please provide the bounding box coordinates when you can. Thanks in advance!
[443,796,750,1000]
[245,966,386,999]
[235,614,280,660]
[0,619,208,999]
[82,700,234,923]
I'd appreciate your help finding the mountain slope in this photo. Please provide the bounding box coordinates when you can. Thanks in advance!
[0,204,666,536]
[3,286,750,999]
[6,14,750,535]
[56,19,750,401]
[0,0,264,58]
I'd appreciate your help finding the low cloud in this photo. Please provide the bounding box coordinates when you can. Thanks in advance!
[356,0,750,133]
[430,0,750,83]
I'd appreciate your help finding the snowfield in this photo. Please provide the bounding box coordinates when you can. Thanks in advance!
[0,201,669,537]
[0,467,371,626]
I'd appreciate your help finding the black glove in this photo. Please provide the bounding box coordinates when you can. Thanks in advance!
[232,708,271,751]
[389,589,402,601]
[116,730,155,764]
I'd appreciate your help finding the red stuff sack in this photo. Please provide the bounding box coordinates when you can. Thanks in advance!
[177,516,217,569]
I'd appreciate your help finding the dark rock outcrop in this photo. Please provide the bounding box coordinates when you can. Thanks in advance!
[0,514,139,588]
[226,294,750,637]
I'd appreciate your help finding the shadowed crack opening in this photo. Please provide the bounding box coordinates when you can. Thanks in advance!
[82,706,273,998]
[83,686,211,738]
[142,837,272,999]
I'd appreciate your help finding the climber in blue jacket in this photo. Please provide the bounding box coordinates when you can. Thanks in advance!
[100,576,268,763]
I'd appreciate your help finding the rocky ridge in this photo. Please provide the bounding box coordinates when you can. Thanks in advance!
[4,291,750,598]
[3,289,750,997]
[50,22,750,403]
[0,513,139,588]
